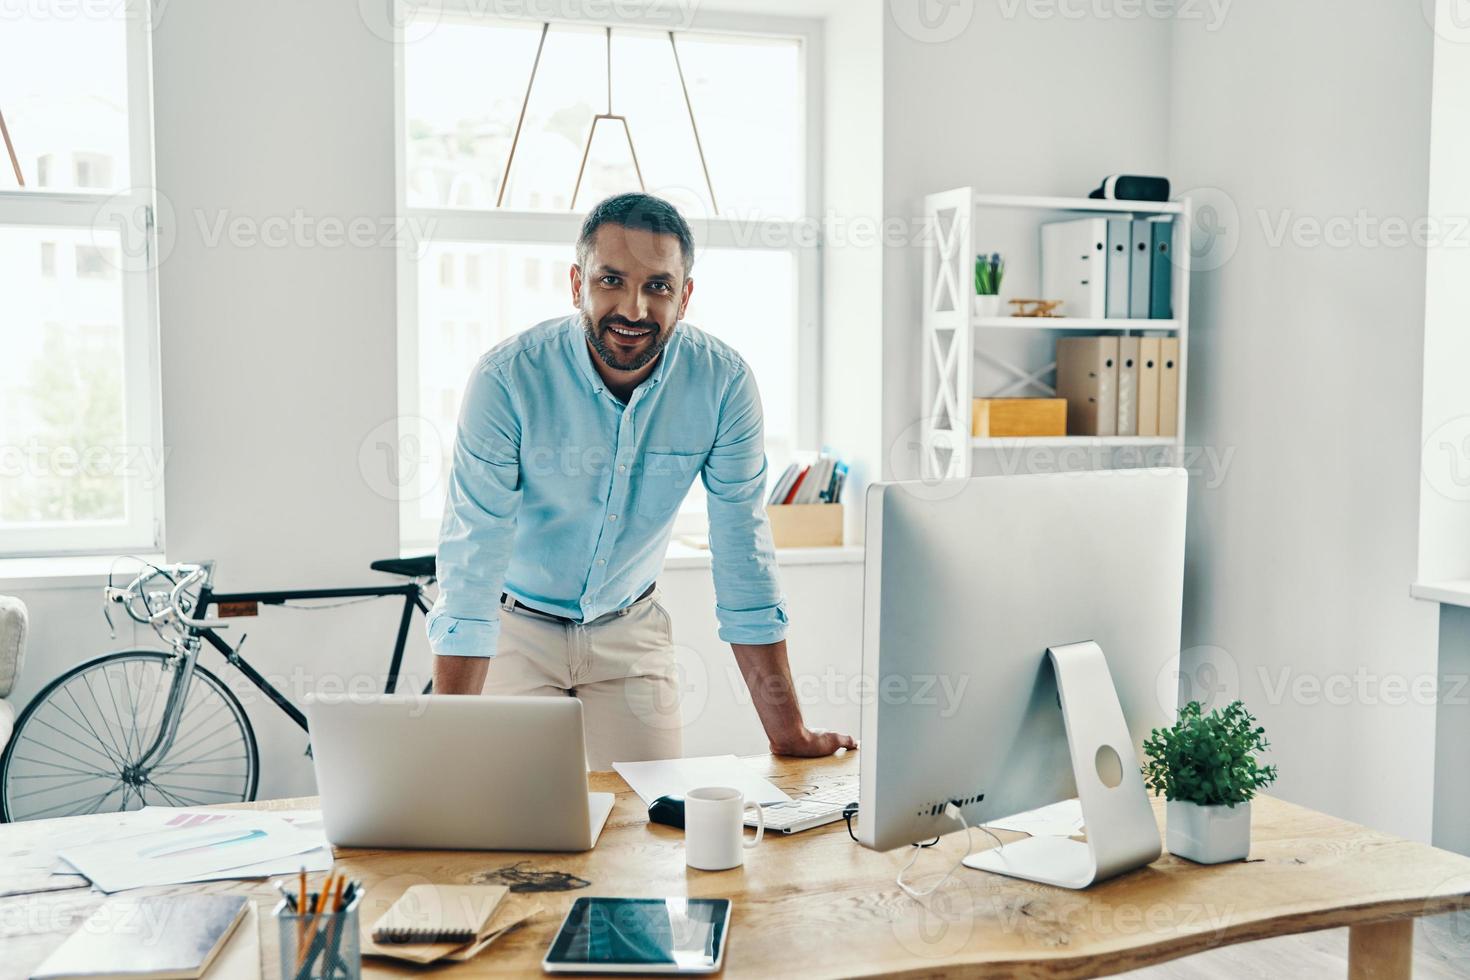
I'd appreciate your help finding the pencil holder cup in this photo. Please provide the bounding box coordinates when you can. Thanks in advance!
[275,893,362,980]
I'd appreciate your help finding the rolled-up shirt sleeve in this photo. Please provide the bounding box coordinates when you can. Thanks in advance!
[702,363,788,645]
[427,359,523,658]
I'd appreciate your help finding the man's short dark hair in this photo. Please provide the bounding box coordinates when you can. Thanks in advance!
[576,192,695,278]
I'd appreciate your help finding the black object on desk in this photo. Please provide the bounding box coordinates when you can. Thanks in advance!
[648,795,685,829]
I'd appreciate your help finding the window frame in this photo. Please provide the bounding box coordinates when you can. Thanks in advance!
[393,2,824,550]
[0,12,163,558]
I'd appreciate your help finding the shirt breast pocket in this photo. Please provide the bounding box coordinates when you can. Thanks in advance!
[637,450,707,519]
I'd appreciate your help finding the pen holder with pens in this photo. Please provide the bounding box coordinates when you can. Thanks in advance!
[275,892,362,980]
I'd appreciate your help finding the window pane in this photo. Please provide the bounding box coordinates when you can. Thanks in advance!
[0,14,131,191]
[410,242,797,529]
[404,20,801,218]
[0,227,130,527]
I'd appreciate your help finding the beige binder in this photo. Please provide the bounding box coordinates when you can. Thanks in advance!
[1116,336,1140,436]
[1138,337,1161,437]
[1055,336,1119,436]
[1158,336,1180,437]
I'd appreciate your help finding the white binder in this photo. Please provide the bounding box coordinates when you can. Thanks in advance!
[1042,218,1107,319]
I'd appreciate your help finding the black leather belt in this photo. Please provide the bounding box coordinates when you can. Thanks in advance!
[501,581,656,625]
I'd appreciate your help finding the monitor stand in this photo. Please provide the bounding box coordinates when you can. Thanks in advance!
[962,640,1163,889]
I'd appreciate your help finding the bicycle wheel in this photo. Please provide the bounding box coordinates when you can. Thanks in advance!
[0,650,259,822]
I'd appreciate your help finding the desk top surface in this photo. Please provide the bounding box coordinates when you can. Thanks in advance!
[4,753,1470,980]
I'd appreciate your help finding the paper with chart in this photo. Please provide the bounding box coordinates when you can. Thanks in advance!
[59,808,325,892]
[613,755,792,807]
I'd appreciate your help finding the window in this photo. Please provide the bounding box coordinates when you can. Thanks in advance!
[396,7,820,548]
[0,13,161,556]
[74,152,113,189]
[75,244,118,280]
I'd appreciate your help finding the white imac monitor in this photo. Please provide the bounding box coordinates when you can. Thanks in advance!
[856,468,1187,888]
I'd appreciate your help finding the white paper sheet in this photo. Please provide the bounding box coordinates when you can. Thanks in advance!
[987,798,1085,837]
[613,755,792,807]
[60,810,325,893]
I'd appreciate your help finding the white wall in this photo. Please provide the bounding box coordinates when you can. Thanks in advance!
[881,3,1173,480]
[1169,0,1440,840]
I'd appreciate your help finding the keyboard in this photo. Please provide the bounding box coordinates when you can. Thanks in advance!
[747,782,857,835]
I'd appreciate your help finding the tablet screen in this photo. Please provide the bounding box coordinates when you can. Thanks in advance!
[545,898,729,973]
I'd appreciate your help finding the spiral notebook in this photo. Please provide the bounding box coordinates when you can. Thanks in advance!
[371,884,507,945]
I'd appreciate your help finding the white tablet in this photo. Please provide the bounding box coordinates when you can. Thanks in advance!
[542,898,732,975]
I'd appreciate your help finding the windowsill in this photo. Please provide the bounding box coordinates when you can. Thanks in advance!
[0,542,865,591]
[664,540,864,570]
[0,553,166,591]
[1411,580,1470,609]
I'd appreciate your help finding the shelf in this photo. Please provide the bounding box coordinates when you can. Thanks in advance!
[971,436,1178,449]
[971,193,1185,216]
[973,316,1179,331]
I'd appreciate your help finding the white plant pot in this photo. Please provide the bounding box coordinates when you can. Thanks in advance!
[974,294,1002,318]
[1167,800,1252,864]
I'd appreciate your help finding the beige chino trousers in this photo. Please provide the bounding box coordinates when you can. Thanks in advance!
[480,589,684,769]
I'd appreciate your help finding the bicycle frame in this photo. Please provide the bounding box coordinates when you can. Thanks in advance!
[194,581,432,733]
[110,563,432,778]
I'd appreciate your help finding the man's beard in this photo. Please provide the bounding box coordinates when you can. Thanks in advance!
[581,310,670,372]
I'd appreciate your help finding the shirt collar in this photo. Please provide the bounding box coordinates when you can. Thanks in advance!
[564,315,681,395]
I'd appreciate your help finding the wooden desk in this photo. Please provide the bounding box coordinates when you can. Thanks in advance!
[4,753,1469,979]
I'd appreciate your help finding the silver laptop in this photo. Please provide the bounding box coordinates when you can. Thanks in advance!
[303,694,615,851]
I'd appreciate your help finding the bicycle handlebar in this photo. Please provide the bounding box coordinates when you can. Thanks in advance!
[106,562,229,632]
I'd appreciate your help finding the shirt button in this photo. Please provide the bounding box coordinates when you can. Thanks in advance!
[596,558,606,565]
[618,464,626,473]
[609,514,618,522]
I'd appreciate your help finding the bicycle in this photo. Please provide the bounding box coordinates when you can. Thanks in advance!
[0,554,437,822]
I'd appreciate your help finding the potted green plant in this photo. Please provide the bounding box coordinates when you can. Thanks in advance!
[1142,700,1278,864]
[974,252,1005,317]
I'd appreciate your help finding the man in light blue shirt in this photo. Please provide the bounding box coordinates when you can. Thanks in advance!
[429,193,855,766]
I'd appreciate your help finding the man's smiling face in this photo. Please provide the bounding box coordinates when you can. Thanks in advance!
[571,223,693,375]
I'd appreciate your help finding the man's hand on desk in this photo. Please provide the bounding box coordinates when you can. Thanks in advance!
[769,726,858,758]
[731,639,857,758]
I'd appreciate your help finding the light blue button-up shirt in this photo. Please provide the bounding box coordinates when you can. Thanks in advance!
[427,315,788,658]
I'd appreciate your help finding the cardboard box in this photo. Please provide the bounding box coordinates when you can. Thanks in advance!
[766,504,844,548]
[971,398,1068,437]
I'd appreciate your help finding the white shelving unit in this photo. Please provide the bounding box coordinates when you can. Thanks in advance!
[920,188,1192,479]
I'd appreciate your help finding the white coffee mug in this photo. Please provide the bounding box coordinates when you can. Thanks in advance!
[684,786,764,871]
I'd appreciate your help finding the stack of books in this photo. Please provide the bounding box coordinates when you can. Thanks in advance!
[769,456,847,506]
